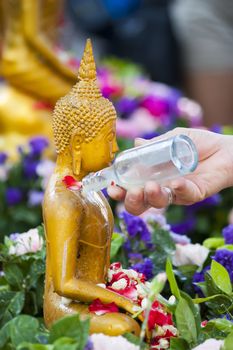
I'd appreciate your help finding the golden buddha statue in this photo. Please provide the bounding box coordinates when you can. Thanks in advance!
[43,39,141,336]
[0,0,76,144]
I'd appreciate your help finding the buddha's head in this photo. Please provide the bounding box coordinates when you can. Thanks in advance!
[52,39,118,176]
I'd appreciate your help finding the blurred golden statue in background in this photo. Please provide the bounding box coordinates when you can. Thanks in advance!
[43,39,141,336]
[0,0,77,155]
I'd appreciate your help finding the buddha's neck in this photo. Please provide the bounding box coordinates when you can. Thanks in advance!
[55,150,88,181]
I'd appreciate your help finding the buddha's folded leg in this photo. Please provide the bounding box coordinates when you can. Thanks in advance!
[44,294,141,336]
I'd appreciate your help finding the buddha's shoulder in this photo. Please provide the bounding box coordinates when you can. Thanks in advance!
[44,175,83,208]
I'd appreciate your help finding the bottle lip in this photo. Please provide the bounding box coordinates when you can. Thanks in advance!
[170,134,198,174]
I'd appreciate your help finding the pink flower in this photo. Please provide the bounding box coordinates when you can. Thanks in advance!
[89,298,119,316]
[90,334,139,350]
[9,228,43,256]
[177,97,203,127]
[116,108,160,139]
[140,95,169,121]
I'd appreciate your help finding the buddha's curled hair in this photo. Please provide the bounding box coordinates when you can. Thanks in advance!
[52,39,116,154]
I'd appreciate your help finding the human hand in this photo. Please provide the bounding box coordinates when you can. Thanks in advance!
[108,128,233,215]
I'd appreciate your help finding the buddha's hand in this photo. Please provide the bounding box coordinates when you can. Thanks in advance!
[120,298,144,322]
[108,127,233,215]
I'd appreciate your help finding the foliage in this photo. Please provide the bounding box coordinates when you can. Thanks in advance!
[0,314,89,350]
[0,137,51,240]
[0,226,46,326]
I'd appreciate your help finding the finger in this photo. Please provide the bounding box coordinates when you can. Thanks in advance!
[144,181,172,208]
[125,187,149,215]
[170,177,203,205]
[134,138,148,147]
[107,185,126,201]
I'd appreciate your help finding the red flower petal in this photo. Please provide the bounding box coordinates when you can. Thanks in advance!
[110,262,122,271]
[62,176,82,190]
[107,285,138,302]
[109,272,130,287]
[89,298,119,316]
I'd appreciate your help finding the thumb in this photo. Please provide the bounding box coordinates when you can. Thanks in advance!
[134,138,149,147]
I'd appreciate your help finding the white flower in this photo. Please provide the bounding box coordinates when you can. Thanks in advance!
[36,159,55,189]
[172,243,209,267]
[9,228,43,256]
[111,278,128,291]
[158,338,169,349]
[136,284,148,298]
[122,269,138,280]
[168,295,176,305]
[90,334,139,350]
[192,339,224,350]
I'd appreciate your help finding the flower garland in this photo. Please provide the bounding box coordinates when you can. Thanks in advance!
[89,262,177,349]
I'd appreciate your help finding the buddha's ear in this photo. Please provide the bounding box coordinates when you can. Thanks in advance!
[71,133,83,176]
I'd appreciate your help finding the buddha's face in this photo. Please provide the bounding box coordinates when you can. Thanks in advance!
[71,120,118,175]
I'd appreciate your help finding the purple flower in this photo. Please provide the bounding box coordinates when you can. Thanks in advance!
[140,95,169,119]
[29,136,49,156]
[23,156,39,178]
[132,258,154,280]
[6,188,23,205]
[128,252,143,262]
[188,194,221,211]
[116,97,138,116]
[141,131,160,140]
[28,190,44,206]
[0,152,7,165]
[170,232,191,245]
[212,249,233,281]
[84,339,93,350]
[170,215,196,235]
[193,265,210,295]
[222,224,233,244]
[120,211,151,243]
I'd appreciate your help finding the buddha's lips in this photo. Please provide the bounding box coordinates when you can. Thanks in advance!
[62,175,82,190]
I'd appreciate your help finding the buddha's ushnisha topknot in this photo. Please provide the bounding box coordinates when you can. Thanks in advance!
[52,39,116,154]
[78,38,96,81]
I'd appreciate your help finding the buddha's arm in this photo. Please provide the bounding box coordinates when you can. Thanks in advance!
[45,200,138,316]
[22,0,76,82]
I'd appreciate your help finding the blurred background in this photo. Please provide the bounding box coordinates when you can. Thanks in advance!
[0,0,232,242]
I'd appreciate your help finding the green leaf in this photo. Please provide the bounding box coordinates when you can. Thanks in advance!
[180,292,201,338]
[150,226,175,275]
[193,294,231,304]
[110,233,124,260]
[123,333,148,350]
[175,297,197,345]
[49,315,89,349]
[217,245,233,251]
[210,260,232,295]
[3,263,24,288]
[0,290,25,326]
[170,337,190,350]
[205,273,227,296]
[203,237,224,249]
[17,343,53,350]
[204,318,233,336]
[166,259,181,299]
[53,337,79,350]
[10,315,39,346]
[223,331,233,350]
